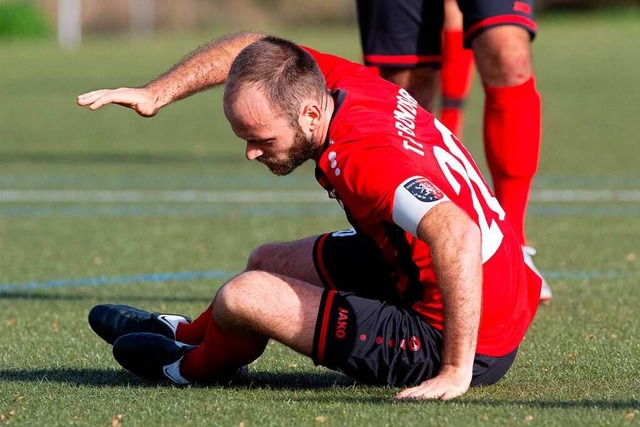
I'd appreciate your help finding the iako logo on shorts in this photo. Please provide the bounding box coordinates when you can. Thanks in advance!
[335,307,349,339]
[404,177,444,202]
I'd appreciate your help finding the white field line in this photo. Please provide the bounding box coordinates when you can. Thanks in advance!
[0,189,639,203]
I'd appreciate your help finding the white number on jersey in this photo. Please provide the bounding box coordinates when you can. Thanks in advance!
[433,120,506,262]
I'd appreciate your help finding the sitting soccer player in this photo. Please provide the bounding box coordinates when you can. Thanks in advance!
[78,32,541,400]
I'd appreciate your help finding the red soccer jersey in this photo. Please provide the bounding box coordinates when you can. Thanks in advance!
[303,47,541,356]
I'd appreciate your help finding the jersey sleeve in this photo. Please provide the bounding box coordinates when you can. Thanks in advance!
[325,144,450,238]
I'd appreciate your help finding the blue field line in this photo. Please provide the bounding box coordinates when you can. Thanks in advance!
[0,270,233,292]
[0,269,636,293]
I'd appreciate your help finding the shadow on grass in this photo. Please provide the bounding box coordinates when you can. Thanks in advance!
[387,397,640,410]
[0,368,354,390]
[2,368,637,409]
[0,368,138,387]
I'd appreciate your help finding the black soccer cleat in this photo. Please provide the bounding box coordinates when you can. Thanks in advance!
[113,332,249,385]
[88,304,191,345]
[112,332,196,384]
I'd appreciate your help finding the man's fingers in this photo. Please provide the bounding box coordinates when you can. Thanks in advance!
[77,89,111,106]
[394,383,435,400]
[77,88,157,116]
[394,381,461,401]
[87,93,124,110]
[77,90,125,110]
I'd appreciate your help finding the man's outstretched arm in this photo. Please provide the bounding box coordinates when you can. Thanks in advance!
[395,201,482,400]
[77,31,265,116]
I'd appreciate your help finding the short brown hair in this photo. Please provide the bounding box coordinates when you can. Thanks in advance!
[224,36,327,123]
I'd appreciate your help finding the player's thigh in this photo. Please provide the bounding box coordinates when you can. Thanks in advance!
[247,236,323,287]
[457,0,537,48]
[356,0,443,68]
[312,290,443,387]
[471,25,533,86]
[378,67,440,111]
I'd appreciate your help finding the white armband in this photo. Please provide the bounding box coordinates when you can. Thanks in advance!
[392,176,449,238]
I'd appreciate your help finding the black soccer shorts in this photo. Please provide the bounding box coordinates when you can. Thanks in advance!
[356,0,537,68]
[311,228,517,387]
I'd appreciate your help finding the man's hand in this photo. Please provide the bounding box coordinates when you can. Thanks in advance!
[77,32,265,117]
[394,364,472,401]
[77,87,160,117]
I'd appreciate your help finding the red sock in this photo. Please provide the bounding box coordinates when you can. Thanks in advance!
[179,307,267,381]
[483,77,541,245]
[174,302,214,345]
[440,29,474,136]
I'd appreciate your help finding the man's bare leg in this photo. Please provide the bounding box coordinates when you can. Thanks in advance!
[246,236,324,287]
[379,67,440,111]
[176,270,324,381]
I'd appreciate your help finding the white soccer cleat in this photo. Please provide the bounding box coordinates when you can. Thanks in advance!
[522,246,552,303]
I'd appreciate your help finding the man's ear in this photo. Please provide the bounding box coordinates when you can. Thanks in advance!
[301,102,322,131]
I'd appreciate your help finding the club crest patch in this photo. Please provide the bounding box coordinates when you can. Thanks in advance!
[403,177,444,202]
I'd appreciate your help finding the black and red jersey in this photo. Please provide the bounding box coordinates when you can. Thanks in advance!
[303,47,540,356]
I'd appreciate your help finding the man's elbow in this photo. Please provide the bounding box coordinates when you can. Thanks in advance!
[460,220,481,249]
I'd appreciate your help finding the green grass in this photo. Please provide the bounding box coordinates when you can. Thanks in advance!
[1,10,640,426]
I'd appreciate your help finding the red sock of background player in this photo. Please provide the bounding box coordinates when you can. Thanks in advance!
[179,307,268,381]
[483,77,541,246]
[173,302,214,345]
[440,29,474,136]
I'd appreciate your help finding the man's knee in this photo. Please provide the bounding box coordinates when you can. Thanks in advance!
[245,237,320,285]
[246,243,278,271]
[215,271,265,328]
[473,26,533,86]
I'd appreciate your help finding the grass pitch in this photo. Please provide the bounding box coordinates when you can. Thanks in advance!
[1,9,639,426]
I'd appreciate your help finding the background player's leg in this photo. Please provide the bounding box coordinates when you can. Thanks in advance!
[356,0,443,112]
[440,0,474,136]
[472,25,550,301]
[472,26,540,246]
[379,67,440,112]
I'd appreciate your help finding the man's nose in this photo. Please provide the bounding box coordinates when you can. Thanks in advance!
[245,143,263,161]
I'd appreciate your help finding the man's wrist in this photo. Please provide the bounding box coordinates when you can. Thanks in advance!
[439,362,474,380]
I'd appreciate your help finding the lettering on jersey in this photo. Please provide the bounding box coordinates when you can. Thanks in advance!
[393,89,425,157]
[335,307,349,339]
[404,177,444,202]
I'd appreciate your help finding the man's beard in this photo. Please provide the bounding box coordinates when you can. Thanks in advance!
[258,126,320,176]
